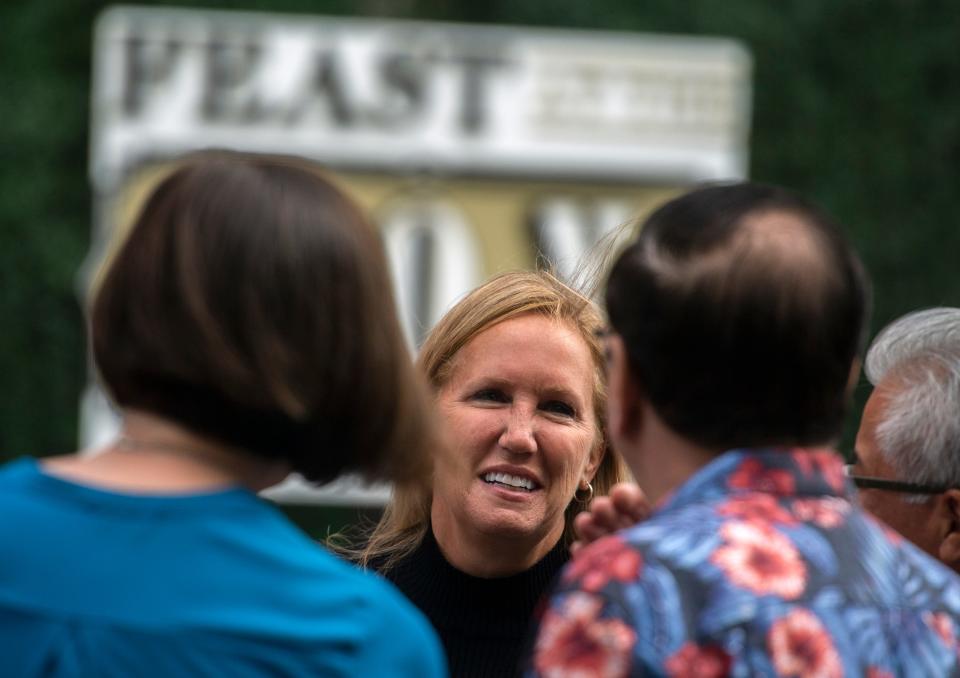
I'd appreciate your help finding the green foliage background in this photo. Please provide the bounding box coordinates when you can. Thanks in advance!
[3,0,958,466]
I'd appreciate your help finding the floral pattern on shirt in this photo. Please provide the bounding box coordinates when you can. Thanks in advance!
[530,449,960,677]
[534,592,635,678]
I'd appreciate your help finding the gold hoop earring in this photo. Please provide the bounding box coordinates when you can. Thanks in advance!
[575,482,594,503]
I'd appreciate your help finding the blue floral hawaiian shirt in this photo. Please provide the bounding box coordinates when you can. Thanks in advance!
[529,448,960,677]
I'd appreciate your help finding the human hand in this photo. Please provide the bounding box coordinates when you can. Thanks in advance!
[571,482,651,555]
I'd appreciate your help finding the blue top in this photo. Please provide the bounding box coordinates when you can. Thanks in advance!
[529,448,960,677]
[0,457,446,677]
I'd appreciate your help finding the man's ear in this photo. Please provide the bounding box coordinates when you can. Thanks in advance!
[937,489,960,572]
[607,335,643,443]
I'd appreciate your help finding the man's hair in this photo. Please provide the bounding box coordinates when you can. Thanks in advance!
[864,308,960,496]
[606,182,870,450]
[92,150,437,484]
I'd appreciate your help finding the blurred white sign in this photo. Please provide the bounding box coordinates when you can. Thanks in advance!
[85,7,752,505]
[91,7,751,189]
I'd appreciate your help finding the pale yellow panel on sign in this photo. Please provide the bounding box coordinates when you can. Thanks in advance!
[92,161,681,321]
[330,170,680,276]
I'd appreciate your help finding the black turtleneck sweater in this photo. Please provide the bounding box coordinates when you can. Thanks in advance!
[379,529,569,678]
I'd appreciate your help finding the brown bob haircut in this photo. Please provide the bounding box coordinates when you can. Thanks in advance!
[606,182,871,449]
[91,150,437,483]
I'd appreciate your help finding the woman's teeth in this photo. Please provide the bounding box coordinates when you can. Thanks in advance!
[483,472,535,491]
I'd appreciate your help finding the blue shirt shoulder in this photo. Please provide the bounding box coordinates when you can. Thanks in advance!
[0,457,446,677]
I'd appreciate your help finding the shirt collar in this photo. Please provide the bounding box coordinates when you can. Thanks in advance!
[656,447,853,516]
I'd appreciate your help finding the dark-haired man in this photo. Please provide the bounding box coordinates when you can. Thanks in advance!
[529,184,960,676]
[576,307,960,571]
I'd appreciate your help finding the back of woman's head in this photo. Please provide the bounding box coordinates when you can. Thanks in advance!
[92,150,435,483]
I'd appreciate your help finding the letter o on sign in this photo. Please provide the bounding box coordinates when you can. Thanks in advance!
[379,197,480,348]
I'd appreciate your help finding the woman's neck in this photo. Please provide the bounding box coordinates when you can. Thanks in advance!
[44,410,290,494]
[429,502,566,578]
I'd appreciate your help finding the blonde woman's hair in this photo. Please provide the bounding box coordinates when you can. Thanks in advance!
[356,269,631,571]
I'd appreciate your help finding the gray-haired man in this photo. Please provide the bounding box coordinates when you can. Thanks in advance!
[846,307,960,570]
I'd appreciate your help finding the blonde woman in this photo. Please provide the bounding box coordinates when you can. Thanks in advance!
[360,270,631,678]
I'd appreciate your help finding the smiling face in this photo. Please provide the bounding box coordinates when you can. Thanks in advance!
[430,313,602,570]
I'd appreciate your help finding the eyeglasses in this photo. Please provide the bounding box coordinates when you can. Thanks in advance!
[842,464,953,495]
